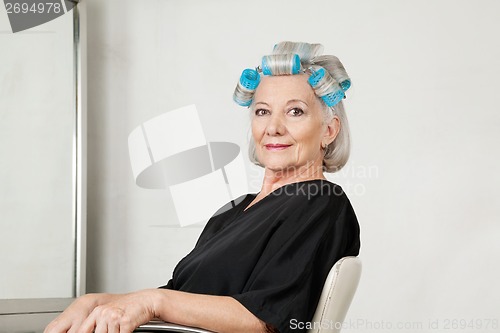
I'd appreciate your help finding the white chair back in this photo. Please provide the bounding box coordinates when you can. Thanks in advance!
[307,256,362,333]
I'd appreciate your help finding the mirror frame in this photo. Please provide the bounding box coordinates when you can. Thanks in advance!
[0,0,87,321]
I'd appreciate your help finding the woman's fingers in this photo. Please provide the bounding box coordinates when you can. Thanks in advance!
[77,307,100,333]
[44,317,68,333]
[67,326,81,333]
[45,294,104,333]
[44,315,84,333]
[45,291,155,333]
[80,304,137,333]
[108,322,120,333]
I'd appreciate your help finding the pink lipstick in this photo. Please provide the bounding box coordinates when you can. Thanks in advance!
[265,144,291,151]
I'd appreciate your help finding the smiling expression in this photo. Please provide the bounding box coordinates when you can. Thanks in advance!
[251,74,334,173]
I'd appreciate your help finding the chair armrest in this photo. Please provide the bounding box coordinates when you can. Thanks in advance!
[134,320,214,333]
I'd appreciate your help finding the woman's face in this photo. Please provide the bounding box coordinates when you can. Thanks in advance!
[251,74,338,173]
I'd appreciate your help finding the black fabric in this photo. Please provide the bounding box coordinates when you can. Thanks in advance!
[159,179,361,333]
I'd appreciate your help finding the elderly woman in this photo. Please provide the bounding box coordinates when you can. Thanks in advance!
[45,41,361,333]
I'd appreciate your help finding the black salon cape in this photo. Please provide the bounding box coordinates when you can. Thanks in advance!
[159,179,361,333]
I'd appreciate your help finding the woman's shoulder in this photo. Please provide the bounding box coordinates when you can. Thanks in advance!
[253,179,352,231]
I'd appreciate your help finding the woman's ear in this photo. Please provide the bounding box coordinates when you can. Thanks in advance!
[323,115,340,146]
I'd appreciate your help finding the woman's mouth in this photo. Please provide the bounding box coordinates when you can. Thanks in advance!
[265,144,292,151]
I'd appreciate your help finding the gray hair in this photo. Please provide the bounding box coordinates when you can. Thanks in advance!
[239,41,352,173]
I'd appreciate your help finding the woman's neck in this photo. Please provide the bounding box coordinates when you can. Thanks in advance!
[259,163,326,196]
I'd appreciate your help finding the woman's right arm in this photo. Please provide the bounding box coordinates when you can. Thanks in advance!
[44,289,273,333]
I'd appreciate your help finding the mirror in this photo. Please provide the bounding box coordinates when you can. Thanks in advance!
[0,0,86,326]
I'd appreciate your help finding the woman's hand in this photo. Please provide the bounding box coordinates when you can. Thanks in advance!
[76,289,158,333]
[44,293,108,333]
[44,290,159,333]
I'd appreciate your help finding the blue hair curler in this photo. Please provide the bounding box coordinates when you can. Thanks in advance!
[261,54,301,76]
[291,54,301,74]
[340,79,351,91]
[233,68,261,107]
[321,89,345,107]
[308,67,326,87]
[239,68,261,90]
[308,67,346,107]
[261,56,272,76]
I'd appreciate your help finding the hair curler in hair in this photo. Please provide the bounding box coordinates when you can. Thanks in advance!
[308,67,345,107]
[233,68,261,107]
[261,54,301,76]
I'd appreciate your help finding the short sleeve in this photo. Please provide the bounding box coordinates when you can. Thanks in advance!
[158,278,173,289]
[230,193,360,333]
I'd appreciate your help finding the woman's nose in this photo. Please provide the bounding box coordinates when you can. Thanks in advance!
[266,114,286,136]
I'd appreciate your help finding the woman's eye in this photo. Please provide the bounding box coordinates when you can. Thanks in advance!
[255,109,269,116]
[288,108,304,116]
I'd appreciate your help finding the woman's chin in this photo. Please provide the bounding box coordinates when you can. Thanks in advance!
[262,161,298,173]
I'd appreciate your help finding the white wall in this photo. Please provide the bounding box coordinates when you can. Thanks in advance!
[85,0,500,332]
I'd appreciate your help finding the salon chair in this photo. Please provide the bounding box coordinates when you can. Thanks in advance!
[135,256,362,333]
